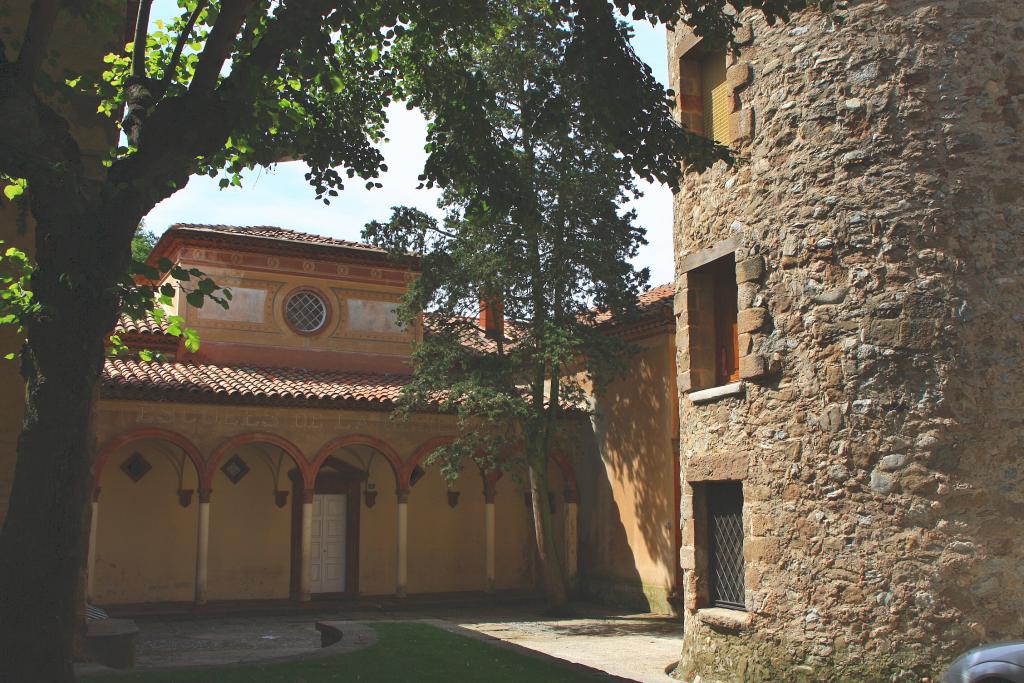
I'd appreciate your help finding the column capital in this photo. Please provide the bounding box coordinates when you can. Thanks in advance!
[92,487,102,503]
[302,489,315,505]
[396,489,410,504]
[484,490,496,504]
[198,488,213,504]
[564,489,580,504]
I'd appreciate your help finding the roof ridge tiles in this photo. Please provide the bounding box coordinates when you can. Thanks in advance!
[167,222,381,251]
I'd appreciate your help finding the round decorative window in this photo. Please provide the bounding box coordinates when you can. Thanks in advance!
[285,290,328,333]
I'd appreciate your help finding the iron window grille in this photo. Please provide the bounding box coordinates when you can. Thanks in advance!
[285,291,328,333]
[708,482,746,610]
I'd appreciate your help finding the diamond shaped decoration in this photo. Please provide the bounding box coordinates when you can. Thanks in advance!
[221,454,250,484]
[121,451,152,483]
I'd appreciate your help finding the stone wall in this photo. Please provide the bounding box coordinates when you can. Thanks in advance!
[669,0,1024,680]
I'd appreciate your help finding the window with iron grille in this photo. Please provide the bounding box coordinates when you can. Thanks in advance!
[285,290,328,333]
[708,482,745,610]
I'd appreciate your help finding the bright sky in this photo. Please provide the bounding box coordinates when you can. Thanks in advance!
[143,6,675,285]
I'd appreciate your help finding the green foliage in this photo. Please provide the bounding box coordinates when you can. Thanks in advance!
[0,243,38,360]
[72,0,401,201]
[2,177,26,201]
[130,225,159,262]
[111,256,231,359]
[0,228,222,361]
[364,5,658,481]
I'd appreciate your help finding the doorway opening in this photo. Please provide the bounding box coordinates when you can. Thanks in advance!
[290,458,364,598]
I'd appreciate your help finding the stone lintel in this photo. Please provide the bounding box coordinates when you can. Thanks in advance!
[678,236,741,274]
[687,448,748,481]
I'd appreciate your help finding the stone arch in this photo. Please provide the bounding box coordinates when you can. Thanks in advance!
[311,434,403,492]
[405,436,455,490]
[95,427,204,490]
[208,432,310,490]
[406,436,493,495]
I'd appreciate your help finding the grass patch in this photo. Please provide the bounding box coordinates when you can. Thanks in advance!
[83,621,607,682]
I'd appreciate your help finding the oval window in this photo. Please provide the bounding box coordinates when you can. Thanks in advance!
[285,290,328,333]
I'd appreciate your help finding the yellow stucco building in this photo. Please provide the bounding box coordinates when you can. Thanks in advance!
[0,0,681,619]
[3,221,681,613]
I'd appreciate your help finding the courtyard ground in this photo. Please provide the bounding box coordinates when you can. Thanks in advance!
[78,603,680,682]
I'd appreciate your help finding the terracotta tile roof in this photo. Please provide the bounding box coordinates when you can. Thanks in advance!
[113,312,169,335]
[637,282,675,311]
[593,282,675,325]
[101,359,414,409]
[166,223,383,252]
[422,314,518,354]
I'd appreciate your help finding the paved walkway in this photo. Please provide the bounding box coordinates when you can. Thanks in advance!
[80,602,682,681]
[445,607,681,683]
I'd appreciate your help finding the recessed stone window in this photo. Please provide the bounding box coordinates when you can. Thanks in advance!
[285,290,328,334]
[691,481,746,612]
[684,254,739,390]
[221,454,250,484]
[678,50,733,145]
[121,451,152,483]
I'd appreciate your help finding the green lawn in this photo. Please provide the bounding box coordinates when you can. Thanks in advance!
[83,621,607,682]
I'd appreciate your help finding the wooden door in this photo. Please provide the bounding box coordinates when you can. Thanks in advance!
[310,493,347,594]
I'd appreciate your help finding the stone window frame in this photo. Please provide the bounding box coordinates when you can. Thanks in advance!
[670,31,755,147]
[683,477,753,620]
[677,237,771,400]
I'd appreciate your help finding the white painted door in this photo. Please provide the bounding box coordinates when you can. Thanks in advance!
[310,493,347,594]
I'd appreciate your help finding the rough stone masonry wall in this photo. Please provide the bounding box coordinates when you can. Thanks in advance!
[669,0,1024,680]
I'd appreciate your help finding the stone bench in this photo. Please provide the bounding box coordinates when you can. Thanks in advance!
[85,618,140,669]
[314,621,344,648]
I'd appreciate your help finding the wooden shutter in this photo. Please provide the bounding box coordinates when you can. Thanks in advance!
[701,54,731,145]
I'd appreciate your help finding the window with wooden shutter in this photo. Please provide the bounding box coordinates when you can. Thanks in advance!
[700,53,732,145]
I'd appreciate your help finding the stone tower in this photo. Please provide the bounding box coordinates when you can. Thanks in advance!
[668,0,1024,680]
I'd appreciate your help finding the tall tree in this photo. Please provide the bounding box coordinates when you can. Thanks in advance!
[0,0,811,678]
[130,223,159,262]
[364,3,722,608]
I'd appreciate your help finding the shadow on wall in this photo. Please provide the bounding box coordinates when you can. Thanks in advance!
[578,336,678,613]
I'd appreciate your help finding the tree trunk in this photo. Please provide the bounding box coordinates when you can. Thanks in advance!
[0,212,125,681]
[527,448,568,611]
